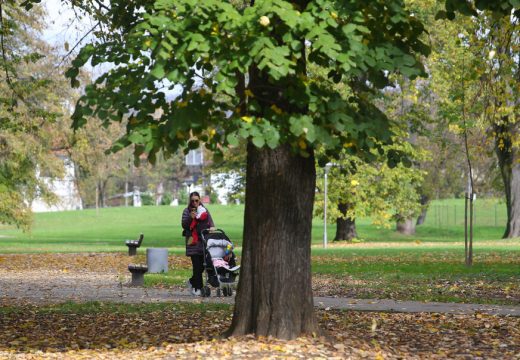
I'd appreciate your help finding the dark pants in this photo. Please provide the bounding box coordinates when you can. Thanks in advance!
[189,255,204,290]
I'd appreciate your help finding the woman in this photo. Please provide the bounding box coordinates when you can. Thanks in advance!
[181,191,214,296]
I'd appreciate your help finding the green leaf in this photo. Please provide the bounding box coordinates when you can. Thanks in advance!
[252,135,265,148]
[128,132,144,144]
[150,63,166,79]
[227,133,239,147]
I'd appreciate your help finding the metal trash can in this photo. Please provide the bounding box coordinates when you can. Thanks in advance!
[146,248,169,273]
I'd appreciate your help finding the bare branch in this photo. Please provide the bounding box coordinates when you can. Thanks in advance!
[55,21,100,69]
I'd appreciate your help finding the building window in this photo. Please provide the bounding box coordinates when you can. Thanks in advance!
[185,148,203,166]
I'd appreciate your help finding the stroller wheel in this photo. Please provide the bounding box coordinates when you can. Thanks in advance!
[216,288,221,297]
[201,286,211,297]
[222,287,228,297]
[227,287,233,297]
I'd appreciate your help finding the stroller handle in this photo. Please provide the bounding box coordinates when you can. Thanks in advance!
[201,228,227,236]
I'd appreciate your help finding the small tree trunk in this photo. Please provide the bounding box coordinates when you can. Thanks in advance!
[95,183,99,212]
[99,180,108,208]
[156,181,164,206]
[396,217,416,235]
[335,203,357,241]
[225,143,318,340]
[125,181,129,207]
[416,195,429,226]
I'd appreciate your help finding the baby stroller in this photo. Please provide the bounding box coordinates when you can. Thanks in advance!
[200,228,240,297]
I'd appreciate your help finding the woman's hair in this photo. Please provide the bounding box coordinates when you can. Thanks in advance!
[188,191,201,208]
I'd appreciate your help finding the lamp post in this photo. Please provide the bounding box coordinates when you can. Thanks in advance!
[323,162,333,248]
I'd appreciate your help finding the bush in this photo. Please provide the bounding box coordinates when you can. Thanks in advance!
[178,189,189,205]
[161,192,173,206]
[209,192,219,204]
[141,193,154,206]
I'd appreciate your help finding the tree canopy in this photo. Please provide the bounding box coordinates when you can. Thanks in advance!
[66,0,429,165]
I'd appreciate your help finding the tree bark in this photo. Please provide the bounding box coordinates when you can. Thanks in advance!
[416,195,429,226]
[225,143,318,339]
[396,217,416,235]
[495,122,520,238]
[335,202,357,241]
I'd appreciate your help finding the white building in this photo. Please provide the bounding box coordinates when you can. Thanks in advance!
[31,156,83,212]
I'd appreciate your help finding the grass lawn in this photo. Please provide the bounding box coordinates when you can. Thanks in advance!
[1,200,519,304]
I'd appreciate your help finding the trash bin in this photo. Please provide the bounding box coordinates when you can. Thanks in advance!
[146,248,169,273]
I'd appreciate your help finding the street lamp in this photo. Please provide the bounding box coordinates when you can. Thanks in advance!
[323,162,333,248]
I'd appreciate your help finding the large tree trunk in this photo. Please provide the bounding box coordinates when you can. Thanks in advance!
[396,217,416,235]
[495,122,520,238]
[225,143,318,339]
[335,202,357,241]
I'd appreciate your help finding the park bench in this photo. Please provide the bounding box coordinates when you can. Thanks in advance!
[128,264,148,286]
[125,233,144,256]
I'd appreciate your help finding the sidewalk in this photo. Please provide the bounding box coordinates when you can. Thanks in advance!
[1,270,519,316]
[313,296,520,316]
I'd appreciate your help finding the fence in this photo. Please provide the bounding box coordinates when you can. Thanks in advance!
[423,200,507,228]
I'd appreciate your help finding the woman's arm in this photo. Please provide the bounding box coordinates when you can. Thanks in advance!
[181,208,192,230]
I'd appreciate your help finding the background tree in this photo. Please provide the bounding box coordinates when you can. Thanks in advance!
[0,1,71,229]
[377,0,509,228]
[315,130,426,240]
[436,0,520,237]
[71,118,132,208]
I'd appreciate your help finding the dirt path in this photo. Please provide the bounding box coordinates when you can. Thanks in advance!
[0,269,234,305]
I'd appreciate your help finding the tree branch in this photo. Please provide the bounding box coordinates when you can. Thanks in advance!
[55,21,100,69]
[0,1,24,104]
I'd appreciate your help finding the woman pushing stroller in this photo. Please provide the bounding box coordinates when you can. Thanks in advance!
[181,192,214,296]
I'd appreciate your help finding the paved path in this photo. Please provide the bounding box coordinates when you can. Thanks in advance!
[1,270,519,317]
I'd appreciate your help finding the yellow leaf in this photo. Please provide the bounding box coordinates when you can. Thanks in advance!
[270,104,283,115]
[259,16,270,27]
[371,318,377,332]
[211,23,219,35]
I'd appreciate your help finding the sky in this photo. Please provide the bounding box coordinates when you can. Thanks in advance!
[43,0,94,48]
[42,0,184,99]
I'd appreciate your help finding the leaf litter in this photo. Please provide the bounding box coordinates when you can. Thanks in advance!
[0,253,519,358]
[0,304,518,359]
